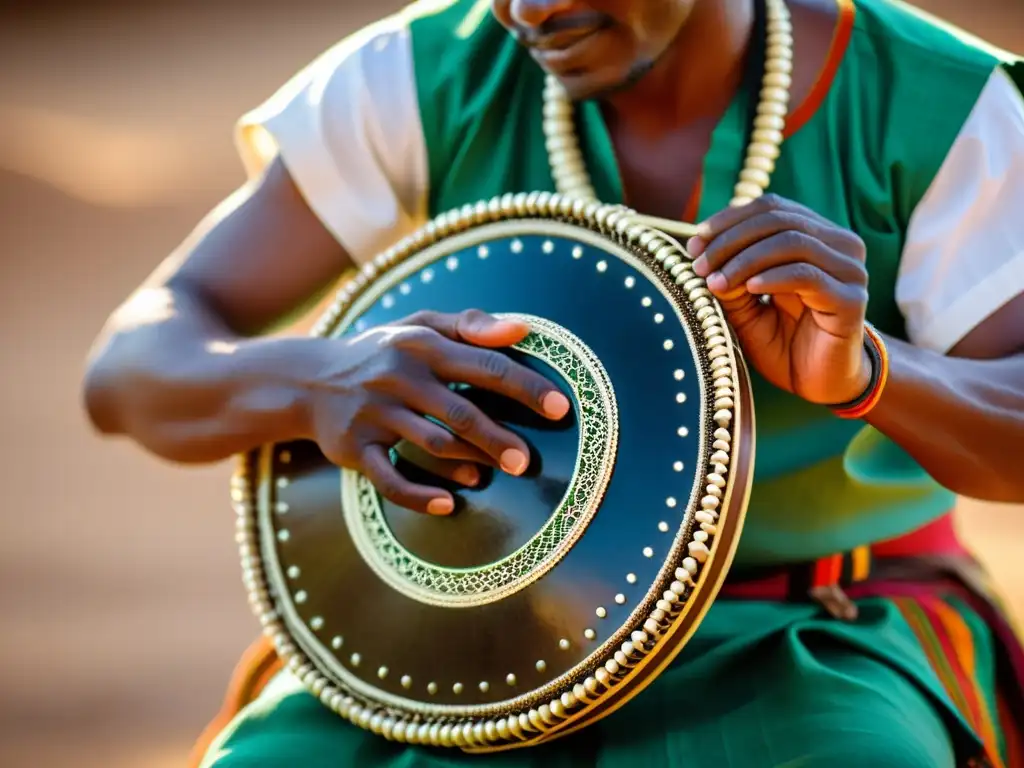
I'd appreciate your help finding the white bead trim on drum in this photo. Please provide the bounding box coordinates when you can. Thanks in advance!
[270,232,715,695]
[273,443,573,700]
[234,187,747,747]
[242,247,736,746]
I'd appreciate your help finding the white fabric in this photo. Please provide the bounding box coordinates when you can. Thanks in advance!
[235,14,429,263]
[236,24,1024,351]
[898,66,1024,353]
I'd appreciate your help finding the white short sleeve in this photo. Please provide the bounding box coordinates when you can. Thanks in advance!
[897,66,1024,353]
[234,16,430,264]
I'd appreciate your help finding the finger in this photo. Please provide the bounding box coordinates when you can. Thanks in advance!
[745,263,868,318]
[391,439,483,487]
[360,444,455,516]
[702,231,867,296]
[692,211,864,279]
[688,194,852,258]
[401,309,531,348]
[427,338,571,420]
[380,408,491,473]
[398,382,532,476]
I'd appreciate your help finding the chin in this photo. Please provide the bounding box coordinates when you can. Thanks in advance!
[545,59,656,102]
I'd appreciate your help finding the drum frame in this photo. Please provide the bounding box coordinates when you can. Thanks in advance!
[230,192,756,752]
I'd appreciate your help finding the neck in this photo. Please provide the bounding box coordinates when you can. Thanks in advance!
[601,0,757,134]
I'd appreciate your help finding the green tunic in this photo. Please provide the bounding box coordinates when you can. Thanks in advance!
[202,1,1024,765]
[409,0,1019,568]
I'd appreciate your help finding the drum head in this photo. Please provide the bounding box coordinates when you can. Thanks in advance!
[233,193,755,752]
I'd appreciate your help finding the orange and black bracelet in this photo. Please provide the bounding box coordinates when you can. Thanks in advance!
[829,323,889,420]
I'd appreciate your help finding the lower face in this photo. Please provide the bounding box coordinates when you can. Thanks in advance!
[490,0,698,101]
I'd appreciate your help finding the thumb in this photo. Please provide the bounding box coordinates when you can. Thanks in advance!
[402,309,530,348]
[457,311,531,347]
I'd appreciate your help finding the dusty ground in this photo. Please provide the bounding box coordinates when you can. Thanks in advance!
[0,2,1021,766]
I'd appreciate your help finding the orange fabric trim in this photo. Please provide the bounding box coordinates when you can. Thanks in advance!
[997,692,1024,767]
[893,597,1005,768]
[681,174,704,223]
[931,600,1004,762]
[851,546,871,582]
[827,553,843,584]
[188,636,283,768]
[813,554,843,587]
[686,0,857,220]
[784,0,857,138]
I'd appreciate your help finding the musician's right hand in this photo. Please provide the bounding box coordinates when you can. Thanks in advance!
[301,309,571,516]
[82,160,568,517]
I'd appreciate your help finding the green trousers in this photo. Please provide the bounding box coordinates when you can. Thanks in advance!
[200,596,1012,768]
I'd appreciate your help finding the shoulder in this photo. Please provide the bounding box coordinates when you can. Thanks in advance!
[402,1,544,212]
[788,1,1018,160]
[404,0,532,113]
[848,0,1015,76]
[309,0,533,146]
[235,9,438,262]
[238,0,508,161]
[839,0,1018,132]
[404,0,516,60]
[236,12,415,180]
[821,0,1021,223]
[404,0,501,45]
[896,63,1024,353]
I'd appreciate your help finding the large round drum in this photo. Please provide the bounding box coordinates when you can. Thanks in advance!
[232,192,755,753]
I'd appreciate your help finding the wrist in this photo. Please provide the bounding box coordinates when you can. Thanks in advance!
[829,323,889,419]
[223,336,326,443]
[849,345,874,402]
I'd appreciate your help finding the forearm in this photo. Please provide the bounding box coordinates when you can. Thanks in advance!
[865,334,1024,503]
[83,284,317,464]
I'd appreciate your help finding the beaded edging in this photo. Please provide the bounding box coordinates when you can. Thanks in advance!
[343,314,619,609]
[230,0,792,747]
[231,191,748,752]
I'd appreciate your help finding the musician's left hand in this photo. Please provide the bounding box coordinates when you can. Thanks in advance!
[688,194,872,406]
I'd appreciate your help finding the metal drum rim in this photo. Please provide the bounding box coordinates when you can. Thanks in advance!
[231,191,755,752]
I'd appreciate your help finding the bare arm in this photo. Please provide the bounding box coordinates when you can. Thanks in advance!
[690,65,1024,504]
[862,67,1024,504]
[82,157,355,463]
[867,297,1024,503]
[691,193,1024,505]
[82,157,568,514]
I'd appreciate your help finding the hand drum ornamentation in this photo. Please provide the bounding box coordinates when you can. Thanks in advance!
[231,192,755,752]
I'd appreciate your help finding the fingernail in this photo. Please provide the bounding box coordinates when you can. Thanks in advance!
[453,465,479,487]
[500,448,528,476]
[492,319,528,335]
[541,391,570,419]
[692,254,709,275]
[687,237,707,258]
[706,272,727,292]
[427,497,454,516]
[695,222,713,238]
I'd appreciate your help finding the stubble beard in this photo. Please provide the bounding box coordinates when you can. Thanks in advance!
[559,57,657,103]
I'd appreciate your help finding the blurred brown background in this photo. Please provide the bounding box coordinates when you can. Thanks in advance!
[0,1,1021,766]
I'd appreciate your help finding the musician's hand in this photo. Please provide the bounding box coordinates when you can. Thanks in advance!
[303,309,569,516]
[688,194,871,405]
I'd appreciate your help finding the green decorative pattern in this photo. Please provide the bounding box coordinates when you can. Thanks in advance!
[342,314,619,608]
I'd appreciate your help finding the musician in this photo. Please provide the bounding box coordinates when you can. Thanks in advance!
[82,0,1024,765]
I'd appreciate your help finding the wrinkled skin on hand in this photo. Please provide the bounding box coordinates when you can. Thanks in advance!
[303,309,570,516]
[690,194,872,406]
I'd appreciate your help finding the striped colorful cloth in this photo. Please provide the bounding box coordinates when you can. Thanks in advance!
[192,565,1024,768]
